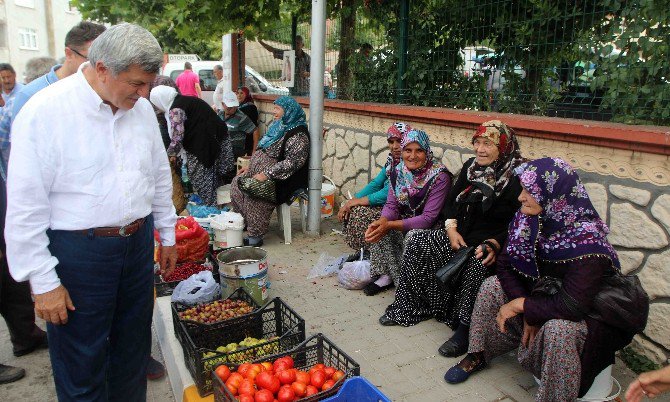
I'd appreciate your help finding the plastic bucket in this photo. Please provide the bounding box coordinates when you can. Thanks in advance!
[534,365,615,401]
[217,247,269,305]
[216,185,231,205]
[321,180,335,218]
[193,213,218,243]
[214,227,243,249]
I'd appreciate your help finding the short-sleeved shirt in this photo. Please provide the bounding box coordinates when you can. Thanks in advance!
[175,70,200,97]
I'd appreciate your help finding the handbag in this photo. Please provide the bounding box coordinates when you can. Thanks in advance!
[530,272,649,334]
[436,246,475,291]
[239,177,276,204]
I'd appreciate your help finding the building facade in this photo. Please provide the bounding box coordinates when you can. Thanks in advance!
[0,0,82,81]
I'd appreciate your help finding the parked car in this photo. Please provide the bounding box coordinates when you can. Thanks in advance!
[161,61,288,105]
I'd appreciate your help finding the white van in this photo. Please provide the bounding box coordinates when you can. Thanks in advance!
[161,61,288,105]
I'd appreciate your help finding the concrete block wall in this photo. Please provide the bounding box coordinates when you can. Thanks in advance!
[256,100,670,364]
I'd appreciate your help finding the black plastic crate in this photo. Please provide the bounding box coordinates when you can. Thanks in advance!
[171,287,260,345]
[212,333,360,402]
[180,297,306,397]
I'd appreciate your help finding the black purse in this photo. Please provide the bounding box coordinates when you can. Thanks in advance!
[530,273,649,334]
[436,246,475,291]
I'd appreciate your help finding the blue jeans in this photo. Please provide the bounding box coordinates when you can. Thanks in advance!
[46,216,155,401]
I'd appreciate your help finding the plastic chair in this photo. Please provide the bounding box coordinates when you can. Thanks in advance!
[276,189,308,244]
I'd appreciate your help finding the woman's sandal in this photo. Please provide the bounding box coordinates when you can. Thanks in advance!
[444,353,487,384]
[363,282,394,296]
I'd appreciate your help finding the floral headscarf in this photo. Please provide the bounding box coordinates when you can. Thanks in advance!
[392,129,448,207]
[507,157,620,278]
[257,96,307,149]
[384,122,411,171]
[456,120,524,212]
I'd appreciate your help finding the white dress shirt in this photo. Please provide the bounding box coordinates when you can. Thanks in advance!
[213,79,225,111]
[5,68,177,294]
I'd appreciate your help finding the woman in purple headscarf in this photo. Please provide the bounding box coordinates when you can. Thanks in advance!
[363,129,452,296]
[338,122,410,255]
[445,157,636,401]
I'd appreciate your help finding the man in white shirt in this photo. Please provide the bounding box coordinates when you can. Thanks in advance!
[212,64,224,111]
[5,23,177,400]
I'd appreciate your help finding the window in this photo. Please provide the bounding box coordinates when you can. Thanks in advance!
[18,28,37,50]
[14,0,35,8]
[199,69,217,91]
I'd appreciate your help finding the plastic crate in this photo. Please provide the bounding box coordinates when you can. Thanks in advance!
[321,377,391,402]
[212,333,360,402]
[171,287,260,345]
[180,297,306,397]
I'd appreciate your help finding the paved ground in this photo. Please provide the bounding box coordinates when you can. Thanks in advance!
[0,213,655,401]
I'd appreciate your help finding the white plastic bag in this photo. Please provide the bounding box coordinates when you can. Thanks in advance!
[307,252,348,279]
[171,270,221,306]
[338,249,372,289]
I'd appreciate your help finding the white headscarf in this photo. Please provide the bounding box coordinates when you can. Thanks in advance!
[149,85,178,137]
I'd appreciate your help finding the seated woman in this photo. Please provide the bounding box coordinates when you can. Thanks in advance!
[150,85,234,206]
[381,121,524,360]
[445,157,636,401]
[338,122,409,253]
[230,96,309,246]
[363,129,451,296]
[236,87,260,153]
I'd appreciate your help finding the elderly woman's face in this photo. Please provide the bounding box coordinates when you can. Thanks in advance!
[273,104,284,120]
[387,138,402,161]
[473,137,500,167]
[518,188,543,216]
[402,142,427,170]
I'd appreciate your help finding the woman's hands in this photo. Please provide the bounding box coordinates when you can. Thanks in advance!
[522,320,539,348]
[475,239,500,267]
[496,297,525,333]
[338,198,359,222]
[446,227,467,250]
[253,172,268,181]
[237,166,248,176]
[365,217,390,243]
[626,365,670,402]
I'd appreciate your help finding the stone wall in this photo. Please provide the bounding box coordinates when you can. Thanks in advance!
[256,100,670,363]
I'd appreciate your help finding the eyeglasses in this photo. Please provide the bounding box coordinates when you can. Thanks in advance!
[68,47,88,60]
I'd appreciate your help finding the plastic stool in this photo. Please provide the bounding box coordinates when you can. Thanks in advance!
[276,190,308,244]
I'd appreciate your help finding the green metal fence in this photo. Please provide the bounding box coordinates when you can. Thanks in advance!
[244,0,670,126]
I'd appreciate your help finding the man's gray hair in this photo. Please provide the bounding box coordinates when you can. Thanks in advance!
[24,57,57,83]
[213,65,223,72]
[87,23,163,76]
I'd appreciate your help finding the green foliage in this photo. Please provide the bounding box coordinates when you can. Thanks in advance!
[620,347,662,374]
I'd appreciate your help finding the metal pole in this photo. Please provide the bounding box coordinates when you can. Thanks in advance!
[397,0,409,103]
[306,0,326,236]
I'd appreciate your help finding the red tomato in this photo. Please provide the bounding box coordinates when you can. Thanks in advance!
[308,366,325,376]
[260,362,273,372]
[323,367,336,379]
[310,370,326,389]
[273,360,291,373]
[295,370,310,385]
[256,371,280,394]
[280,356,294,369]
[225,374,243,396]
[238,379,256,397]
[246,365,263,381]
[238,363,253,378]
[277,369,296,385]
[277,385,296,402]
[290,381,306,397]
[312,363,326,371]
[254,389,274,402]
[238,395,254,402]
[215,365,231,382]
[322,379,335,391]
[331,370,345,382]
[305,385,319,396]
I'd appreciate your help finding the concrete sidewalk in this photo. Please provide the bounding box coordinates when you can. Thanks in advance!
[0,214,649,401]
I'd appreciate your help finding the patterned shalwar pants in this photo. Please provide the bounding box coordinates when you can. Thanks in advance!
[469,276,588,402]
